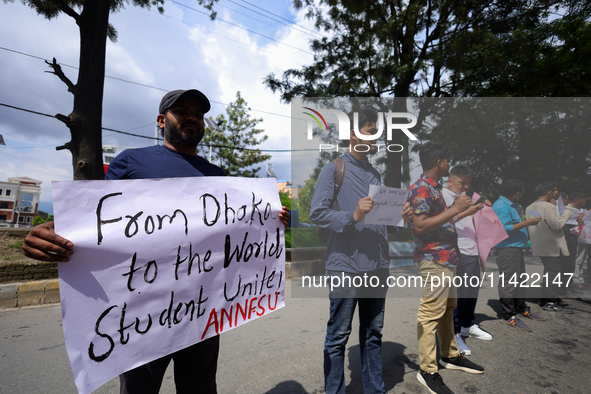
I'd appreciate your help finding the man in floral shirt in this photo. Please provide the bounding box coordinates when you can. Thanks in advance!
[409,142,484,394]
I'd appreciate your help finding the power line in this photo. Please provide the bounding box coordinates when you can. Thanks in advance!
[171,1,313,55]
[0,102,317,152]
[0,148,61,172]
[154,7,307,68]
[1,145,56,149]
[0,102,56,119]
[224,0,322,40]
[0,46,294,120]
[237,0,323,38]
[214,0,316,42]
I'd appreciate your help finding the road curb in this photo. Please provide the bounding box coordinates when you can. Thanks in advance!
[0,279,60,309]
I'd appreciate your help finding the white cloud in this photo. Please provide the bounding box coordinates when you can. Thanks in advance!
[0,0,323,211]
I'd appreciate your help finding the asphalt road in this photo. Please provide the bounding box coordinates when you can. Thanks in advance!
[2,256,591,394]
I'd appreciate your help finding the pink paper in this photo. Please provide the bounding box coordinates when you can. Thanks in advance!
[472,193,509,272]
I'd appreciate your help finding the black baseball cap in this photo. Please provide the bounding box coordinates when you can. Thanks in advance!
[159,89,211,114]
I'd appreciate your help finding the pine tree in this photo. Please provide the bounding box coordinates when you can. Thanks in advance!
[200,92,271,177]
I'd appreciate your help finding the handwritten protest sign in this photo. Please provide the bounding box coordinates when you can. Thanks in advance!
[364,185,409,226]
[52,177,285,394]
[472,193,508,272]
[578,209,591,244]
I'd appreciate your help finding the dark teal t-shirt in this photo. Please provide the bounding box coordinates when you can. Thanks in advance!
[105,145,225,180]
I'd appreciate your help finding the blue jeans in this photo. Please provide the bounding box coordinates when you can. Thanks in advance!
[324,269,388,394]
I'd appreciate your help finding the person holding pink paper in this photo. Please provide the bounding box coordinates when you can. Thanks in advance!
[441,166,491,357]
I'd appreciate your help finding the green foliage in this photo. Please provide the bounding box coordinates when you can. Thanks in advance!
[9,0,172,42]
[295,177,316,224]
[284,228,291,248]
[290,228,325,248]
[36,210,49,220]
[278,190,291,210]
[265,1,554,187]
[32,216,45,226]
[201,92,271,177]
[414,98,591,202]
[265,0,553,101]
[32,214,53,226]
[445,0,591,97]
[269,0,591,199]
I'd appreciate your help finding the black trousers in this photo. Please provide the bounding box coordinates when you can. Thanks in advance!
[119,335,219,394]
[454,254,481,332]
[587,244,591,282]
[540,254,565,304]
[495,248,527,320]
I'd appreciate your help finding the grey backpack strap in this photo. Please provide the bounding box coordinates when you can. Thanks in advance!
[331,158,346,210]
[317,158,347,243]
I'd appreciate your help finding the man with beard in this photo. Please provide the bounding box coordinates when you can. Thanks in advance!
[22,89,290,394]
[310,108,412,394]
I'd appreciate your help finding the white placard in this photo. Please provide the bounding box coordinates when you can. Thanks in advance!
[578,209,591,244]
[556,196,579,225]
[556,195,566,215]
[364,185,409,226]
[566,208,580,226]
[53,177,285,394]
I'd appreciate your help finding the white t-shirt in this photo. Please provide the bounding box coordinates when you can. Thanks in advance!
[442,188,478,256]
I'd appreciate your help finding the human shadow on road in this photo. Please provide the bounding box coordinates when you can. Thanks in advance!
[485,298,505,318]
[486,297,548,318]
[262,380,311,394]
[345,341,419,393]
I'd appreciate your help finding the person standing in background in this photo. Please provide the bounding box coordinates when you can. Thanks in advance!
[441,165,492,357]
[492,179,543,332]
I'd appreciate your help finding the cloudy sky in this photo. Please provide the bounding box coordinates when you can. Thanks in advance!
[0,0,323,213]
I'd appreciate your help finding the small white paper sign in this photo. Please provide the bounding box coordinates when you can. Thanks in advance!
[556,196,566,215]
[53,177,285,394]
[555,196,579,225]
[566,209,580,226]
[526,210,542,217]
[364,185,409,226]
[578,209,591,244]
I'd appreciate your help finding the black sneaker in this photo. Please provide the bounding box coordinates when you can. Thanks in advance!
[440,354,484,374]
[417,370,455,394]
[542,302,573,314]
[520,306,546,321]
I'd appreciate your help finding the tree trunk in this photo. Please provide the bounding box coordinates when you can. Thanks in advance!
[383,95,410,188]
[68,0,112,180]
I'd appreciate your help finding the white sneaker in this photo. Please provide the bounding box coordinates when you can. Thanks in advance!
[460,324,492,341]
[455,333,471,356]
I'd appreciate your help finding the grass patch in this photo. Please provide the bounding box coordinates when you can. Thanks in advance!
[6,241,24,249]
